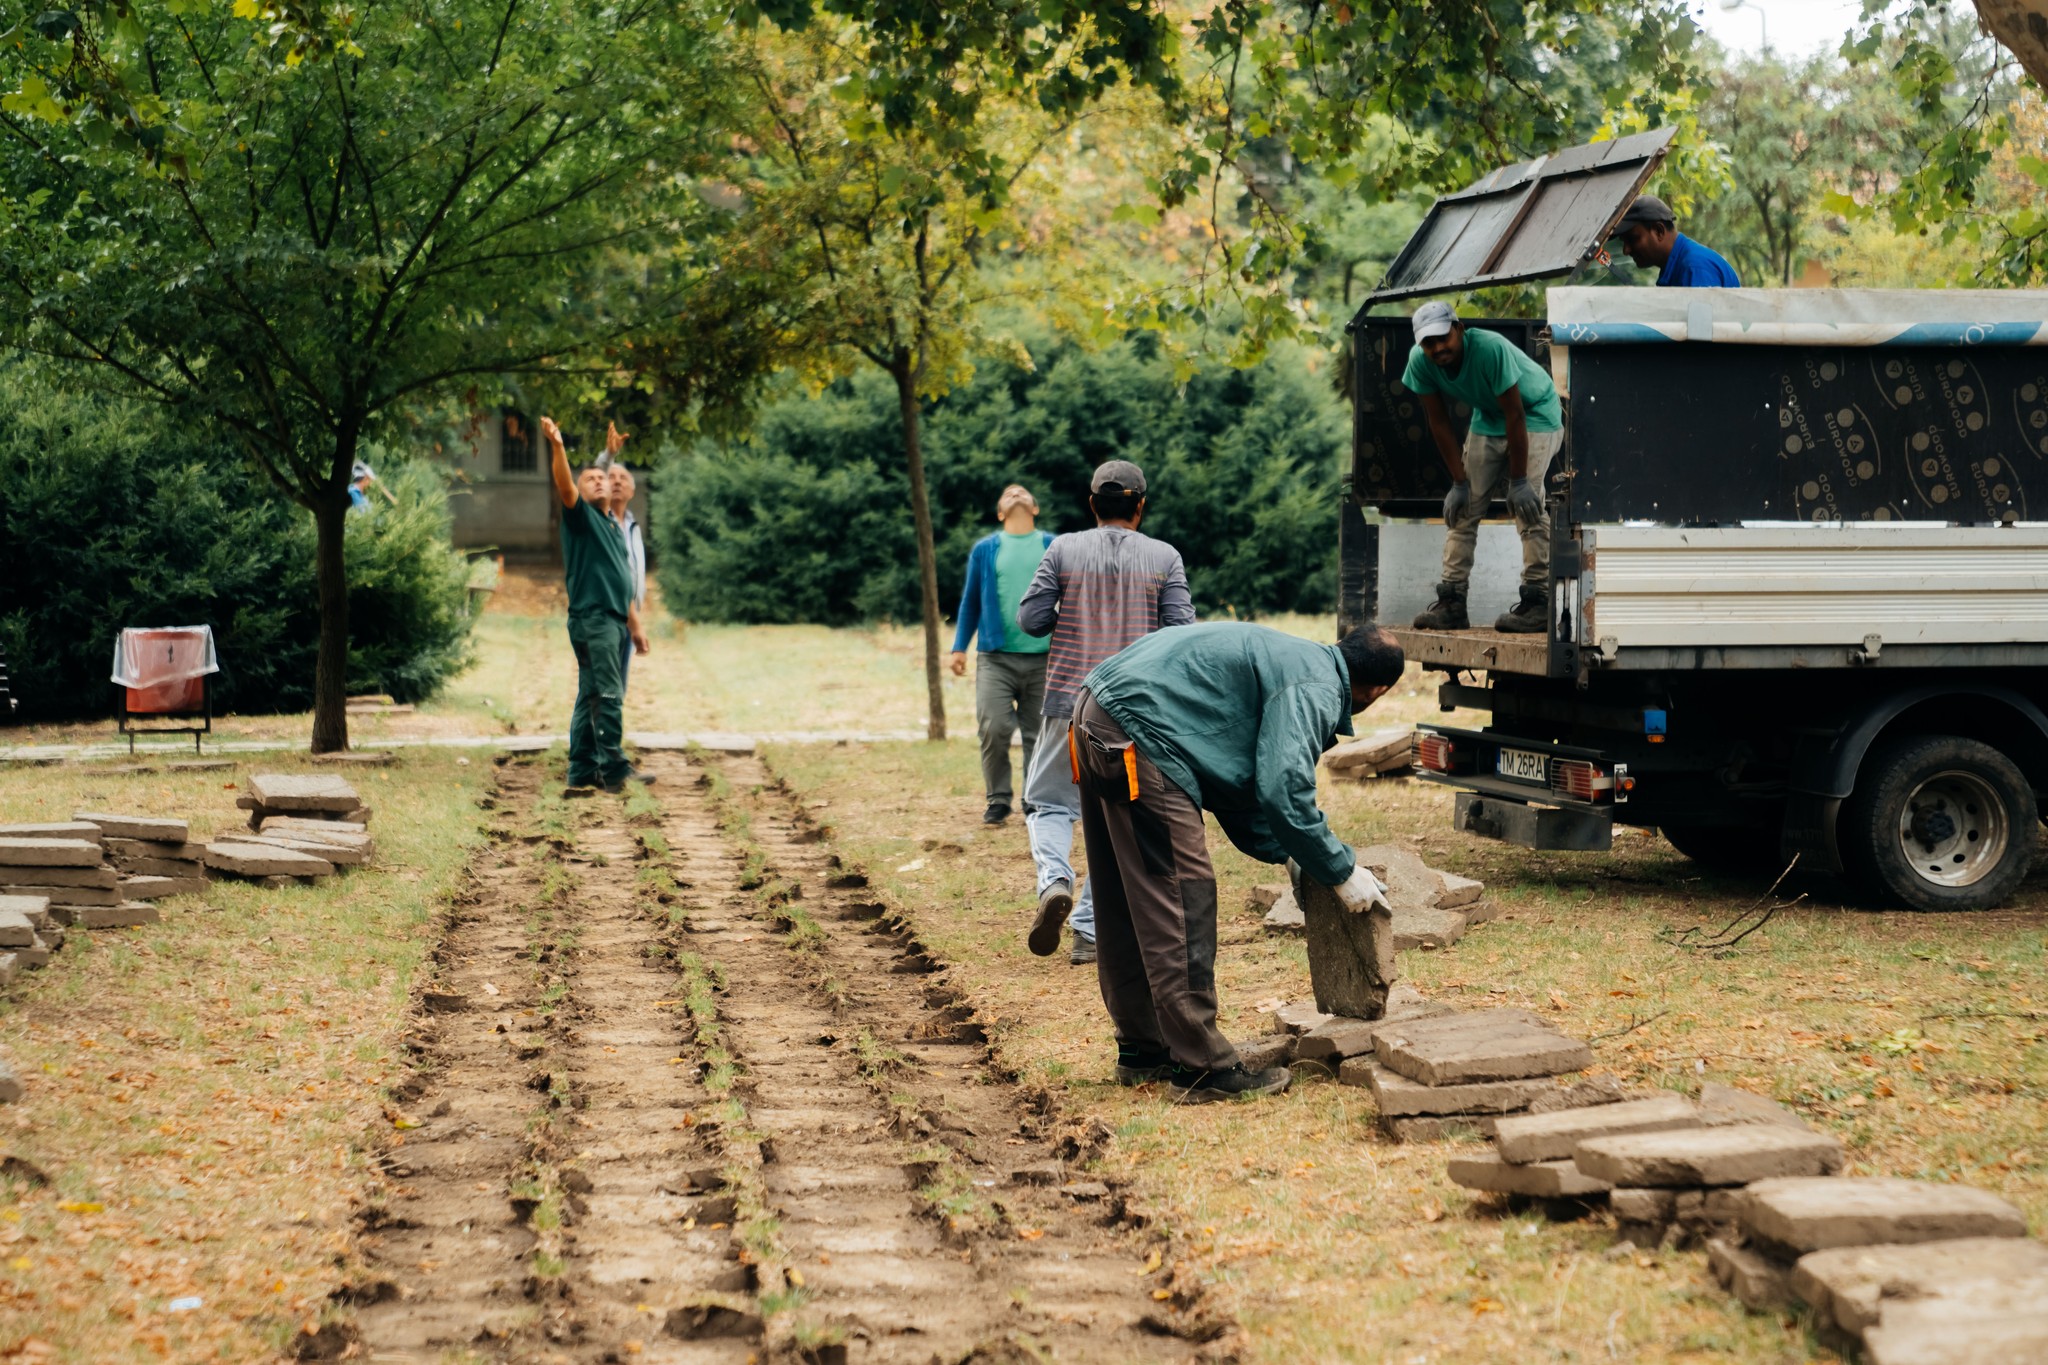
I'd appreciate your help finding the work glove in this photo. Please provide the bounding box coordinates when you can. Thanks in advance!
[1506,477,1543,525]
[1442,481,1472,524]
[1334,863,1392,915]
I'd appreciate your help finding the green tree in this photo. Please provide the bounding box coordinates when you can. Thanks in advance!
[0,0,734,750]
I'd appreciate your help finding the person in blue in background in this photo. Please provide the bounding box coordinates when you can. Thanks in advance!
[1614,194,1741,287]
[950,483,1055,827]
[348,460,377,511]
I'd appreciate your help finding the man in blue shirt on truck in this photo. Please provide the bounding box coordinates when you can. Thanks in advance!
[1614,194,1741,288]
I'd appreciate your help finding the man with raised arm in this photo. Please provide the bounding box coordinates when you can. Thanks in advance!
[544,416,650,795]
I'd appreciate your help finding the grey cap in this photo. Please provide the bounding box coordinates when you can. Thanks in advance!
[1618,193,1676,229]
[1090,459,1146,495]
[350,460,374,482]
[1411,300,1458,342]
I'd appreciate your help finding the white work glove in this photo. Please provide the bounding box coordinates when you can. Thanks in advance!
[1334,863,1391,914]
[1506,476,1543,525]
[1442,481,1472,523]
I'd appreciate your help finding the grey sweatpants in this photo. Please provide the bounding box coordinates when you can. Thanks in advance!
[1440,427,1563,589]
[974,650,1046,809]
[1072,690,1237,1073]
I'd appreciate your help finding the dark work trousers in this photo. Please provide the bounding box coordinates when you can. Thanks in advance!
[1072,690,1238,1072]
[566,610,630,788]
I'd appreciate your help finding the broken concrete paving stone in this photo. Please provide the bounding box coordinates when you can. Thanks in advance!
[1448,1153,1612,1197]
[1381,1113,1509,1144]
[72,812,189,843]
[0,821,104,843]
[259,816,370,838]
[246,773,362,814]
[1741,1176,2027,1259]
[105,838,208,862]
[1493,1093,1704,1165]
[1863,1305,2048,1365]
[1436,872,1484,909]
[1611,1188,1679,1223]
[1706,1237,1796,1312]
[116,857,204,880]
[1236,1036,1293,1072]
[1791,1237,2048,1338]
[1375,1012,1592,1087]
[1357,1061,1557,1117]
[56,902,161,929]
[1392,904,1468,952]
[202,842,335,878]
[1261,892,1304,934]
[1527,1075,1638,1114]
[1271,1000,1334,1036]
[0,864,118,889]
[1574,1125,1844,1188]
[242,834,367,866]
[0,909,35,948]
[0,839,103,868]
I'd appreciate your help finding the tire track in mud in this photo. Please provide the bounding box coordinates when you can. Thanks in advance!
[347,750,1204,1363]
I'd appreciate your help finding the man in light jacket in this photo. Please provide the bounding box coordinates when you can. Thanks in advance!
[950,484,1054,825]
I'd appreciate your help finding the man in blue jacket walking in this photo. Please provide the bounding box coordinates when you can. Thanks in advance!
[949,484,1054,825]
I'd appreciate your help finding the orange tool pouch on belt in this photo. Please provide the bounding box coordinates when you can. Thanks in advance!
[1071,723,1140,802]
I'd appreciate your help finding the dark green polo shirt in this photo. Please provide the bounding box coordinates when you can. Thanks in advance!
[560,496,632,619]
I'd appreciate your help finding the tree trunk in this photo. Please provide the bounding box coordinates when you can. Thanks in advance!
[1973,0,2048,89]
[309,453,353,754]
[892,357,946,741]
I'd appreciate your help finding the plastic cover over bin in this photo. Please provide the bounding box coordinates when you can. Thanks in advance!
[111,625,218,715]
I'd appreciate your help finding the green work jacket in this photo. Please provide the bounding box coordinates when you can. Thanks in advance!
[1082,622,1356,887]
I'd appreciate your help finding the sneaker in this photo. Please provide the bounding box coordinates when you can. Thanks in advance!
[563,784,599,799]
[1412,581,1470,631]
[983,801,1011,826]
[1069,933,1097,966]
[1027,882,1073,957]
[1495,585,1549,634]
[1167,1063,1292,1105]
[1114,1044,1173,1085]
[624,768,657,786]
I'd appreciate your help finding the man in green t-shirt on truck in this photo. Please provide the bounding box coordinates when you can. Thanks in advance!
[543,415,651,795]
[1401,300,1564,635]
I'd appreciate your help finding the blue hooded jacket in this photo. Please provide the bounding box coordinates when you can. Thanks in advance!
[950,529,1054,653]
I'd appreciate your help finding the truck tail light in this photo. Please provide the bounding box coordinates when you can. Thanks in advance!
[1551,759,1616,803]
[1417,734,1459,773]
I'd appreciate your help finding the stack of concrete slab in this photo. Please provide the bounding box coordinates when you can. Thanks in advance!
[0,826,162,932]
[73,812,209,902]
[235,772,371,830]
[0,893,64,982]
[1360,1006,1596,1142]
[1322,728,1416,782]
[1696,1174,2048,1363]
[1256,846,1489,951]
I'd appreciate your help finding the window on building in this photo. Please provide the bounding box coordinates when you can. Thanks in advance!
[501,412,536,473]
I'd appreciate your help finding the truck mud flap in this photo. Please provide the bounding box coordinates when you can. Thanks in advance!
[1455,792,1613,852]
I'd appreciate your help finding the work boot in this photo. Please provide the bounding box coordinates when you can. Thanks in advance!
[1167,1063,1293,1105]
[1412,582,1470,631]
[1069,933,1097,966]
[1495,584,1550,634]
[1028,882,1073,957]
[983,801,1011,826]
[1114,1042,1174,1085]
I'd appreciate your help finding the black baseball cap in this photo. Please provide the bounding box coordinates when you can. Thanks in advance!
[1090,459,1147,495]
[1617,194,1676,229]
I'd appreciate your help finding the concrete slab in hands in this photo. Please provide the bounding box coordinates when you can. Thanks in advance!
[1574,1125,1843,1188]
[1743,1177,2027,1257]
[1493,1094,1703,1164]
[72,812,189,842]
[0,838,103,867]
[203,841,335,877]
[246,773,361,813]
[1447,1153,1611,1197]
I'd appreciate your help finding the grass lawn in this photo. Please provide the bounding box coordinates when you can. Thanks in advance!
[767,731,2048,1365]
[0,752,484,1361]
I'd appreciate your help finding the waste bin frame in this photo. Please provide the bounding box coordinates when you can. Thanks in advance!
[115,676,212,755]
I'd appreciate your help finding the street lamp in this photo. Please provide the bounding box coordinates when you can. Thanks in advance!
[1717,0,1769,51]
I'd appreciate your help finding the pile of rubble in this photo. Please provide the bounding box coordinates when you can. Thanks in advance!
[1320,728,1415,782]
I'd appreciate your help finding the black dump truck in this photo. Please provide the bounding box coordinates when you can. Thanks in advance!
[1340,130,2048,911]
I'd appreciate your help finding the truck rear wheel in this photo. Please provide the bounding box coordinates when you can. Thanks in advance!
[1658,823,1787,876]
[1840,735,2037,912]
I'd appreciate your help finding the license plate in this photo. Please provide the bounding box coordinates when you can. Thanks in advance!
[1496,747,1549,784]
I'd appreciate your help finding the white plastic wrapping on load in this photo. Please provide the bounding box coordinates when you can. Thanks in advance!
[110,626,218,689]
[1549,286,2048,347]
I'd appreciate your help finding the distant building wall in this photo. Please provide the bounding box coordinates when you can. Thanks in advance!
[447,409,649,562]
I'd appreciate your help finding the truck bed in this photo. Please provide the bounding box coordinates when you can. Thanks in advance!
[1389,627,1553,677]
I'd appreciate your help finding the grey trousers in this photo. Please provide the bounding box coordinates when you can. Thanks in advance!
[975,651,1046,808]
[1441,427,1563,589]
[1072,690,1237,1072]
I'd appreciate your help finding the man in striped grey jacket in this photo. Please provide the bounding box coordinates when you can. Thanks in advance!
[1016,459,1195,964]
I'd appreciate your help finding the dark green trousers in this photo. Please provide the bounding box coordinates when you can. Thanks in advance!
[567,611,630,787]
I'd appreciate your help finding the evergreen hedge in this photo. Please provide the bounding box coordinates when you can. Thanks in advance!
[0,375,476,722]
[652,335,1345,624]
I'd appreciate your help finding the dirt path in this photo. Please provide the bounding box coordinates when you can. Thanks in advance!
[346,750,1203,1363]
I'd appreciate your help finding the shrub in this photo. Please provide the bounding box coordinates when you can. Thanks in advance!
[0,374,477,721]
[652,335,1343,624]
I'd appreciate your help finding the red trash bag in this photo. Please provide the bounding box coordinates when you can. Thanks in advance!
[111,626,218,715]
